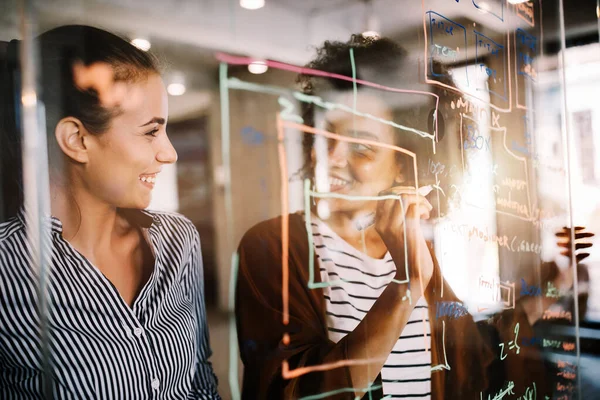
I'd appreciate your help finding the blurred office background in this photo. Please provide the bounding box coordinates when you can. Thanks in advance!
[1,1,599,399]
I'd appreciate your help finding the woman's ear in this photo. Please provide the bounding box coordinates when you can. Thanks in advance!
[54,117,89,164]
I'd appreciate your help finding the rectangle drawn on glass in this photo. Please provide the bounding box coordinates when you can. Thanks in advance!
[516,29,538,82]
[474,30,508,101]
[478,275,515,311]
[426,11,469,87]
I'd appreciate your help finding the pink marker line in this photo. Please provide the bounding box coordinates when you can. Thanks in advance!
[217,52,441,152]
[216,52,440,100]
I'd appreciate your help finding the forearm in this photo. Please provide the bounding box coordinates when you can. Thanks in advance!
[327,224,433,396]
[323,282,417,397]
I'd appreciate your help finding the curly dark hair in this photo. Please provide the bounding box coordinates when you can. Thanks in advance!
[293,34,456,182]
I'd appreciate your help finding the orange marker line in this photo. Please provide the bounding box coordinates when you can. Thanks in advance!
[277,114,290,326]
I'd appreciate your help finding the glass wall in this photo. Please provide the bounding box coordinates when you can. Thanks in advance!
[1,0,599,399]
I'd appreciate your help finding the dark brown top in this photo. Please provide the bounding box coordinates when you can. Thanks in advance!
[236,214,549,399]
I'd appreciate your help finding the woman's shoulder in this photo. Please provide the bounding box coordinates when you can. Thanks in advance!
[0,214,25,247]
[239,213,306,248]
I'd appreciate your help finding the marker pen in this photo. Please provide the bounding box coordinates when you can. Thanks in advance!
[355,185,434,231]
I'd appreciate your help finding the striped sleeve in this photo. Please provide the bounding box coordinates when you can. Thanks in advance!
[188,225,220,400]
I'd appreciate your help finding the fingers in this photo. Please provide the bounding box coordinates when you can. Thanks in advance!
[555,226,594,263]
[375,196,403,238]
[560,251,591,263]
[556,231,595,239]
[374,190,432,242]
[557,242,592,250]
[379,187,433,218]
[408,196,432,220]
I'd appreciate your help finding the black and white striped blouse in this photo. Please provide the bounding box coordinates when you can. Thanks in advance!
[0,209,220,399]
[310,215,432,399]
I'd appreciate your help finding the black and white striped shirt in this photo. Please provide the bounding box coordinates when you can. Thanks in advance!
[310,215,432,399]
[0,209,220,399]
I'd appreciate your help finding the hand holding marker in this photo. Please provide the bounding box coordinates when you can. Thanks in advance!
[355,185,434,232]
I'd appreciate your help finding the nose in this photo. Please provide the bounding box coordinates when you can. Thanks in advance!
[156,134,178,164]
[328,139,349,168]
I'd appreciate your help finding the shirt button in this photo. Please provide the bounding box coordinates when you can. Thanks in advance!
[134,328,143,337]
[151,378,160,390]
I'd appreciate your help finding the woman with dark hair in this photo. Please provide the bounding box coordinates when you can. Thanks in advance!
[235,35,588,399]
[0,25,220,398]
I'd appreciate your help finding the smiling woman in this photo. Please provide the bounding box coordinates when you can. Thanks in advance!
[233,34,580,400]
[0,25,220,398]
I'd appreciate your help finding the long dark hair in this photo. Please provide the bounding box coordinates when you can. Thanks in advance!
[0,25,159,222]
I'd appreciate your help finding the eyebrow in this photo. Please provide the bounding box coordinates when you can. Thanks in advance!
[347,129,380,142]
[139,117,166,127]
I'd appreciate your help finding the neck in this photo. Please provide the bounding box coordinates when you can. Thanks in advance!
[324,209,387,259]
[317,206,376,238]
[50,178,130,254]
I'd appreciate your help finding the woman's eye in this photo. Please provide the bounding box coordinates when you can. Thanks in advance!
[352,143,372,153]
[145,128,159,137]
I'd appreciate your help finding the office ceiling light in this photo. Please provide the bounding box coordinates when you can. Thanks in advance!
[167,72,186,96]
[167,83,186,96]
[361,0,380,39]
[248,60,268,74]
[508,0,529,4]
[240,0,264,10]
[131,38,151,51]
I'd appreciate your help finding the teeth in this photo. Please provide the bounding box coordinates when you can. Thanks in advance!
[140,175,156,184]
[329,177,348,187]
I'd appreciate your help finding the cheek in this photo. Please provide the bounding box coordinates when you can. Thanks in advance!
[352,154,398,184]
[91,149,141,193]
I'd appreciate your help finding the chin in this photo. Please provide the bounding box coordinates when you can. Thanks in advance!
[129,195,152,210]
[324,199,367,214]
[139,199,152,210]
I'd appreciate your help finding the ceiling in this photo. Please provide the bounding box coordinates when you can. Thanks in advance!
[1,0,597,119]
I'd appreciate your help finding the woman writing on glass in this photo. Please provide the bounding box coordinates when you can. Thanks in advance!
[235,35,588,399]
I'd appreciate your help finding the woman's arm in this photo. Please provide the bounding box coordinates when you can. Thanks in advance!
[340,188,435,394]
[236,192,434,399]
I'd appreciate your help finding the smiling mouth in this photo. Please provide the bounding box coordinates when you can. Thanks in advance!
[139,173,158,188]
[328,176,352,191]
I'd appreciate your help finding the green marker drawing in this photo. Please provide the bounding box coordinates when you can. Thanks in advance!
[431,320,451,372]
[221,62,241,400]
[298,383,383,400]
[228,252,240,400]
[227,77,434,140]
[304,179,412,291]
[278,96,304,124]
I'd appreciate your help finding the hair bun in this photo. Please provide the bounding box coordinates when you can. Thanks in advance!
[7,39,20,65]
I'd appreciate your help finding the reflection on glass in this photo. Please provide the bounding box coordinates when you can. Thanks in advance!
[1,0,598,399]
